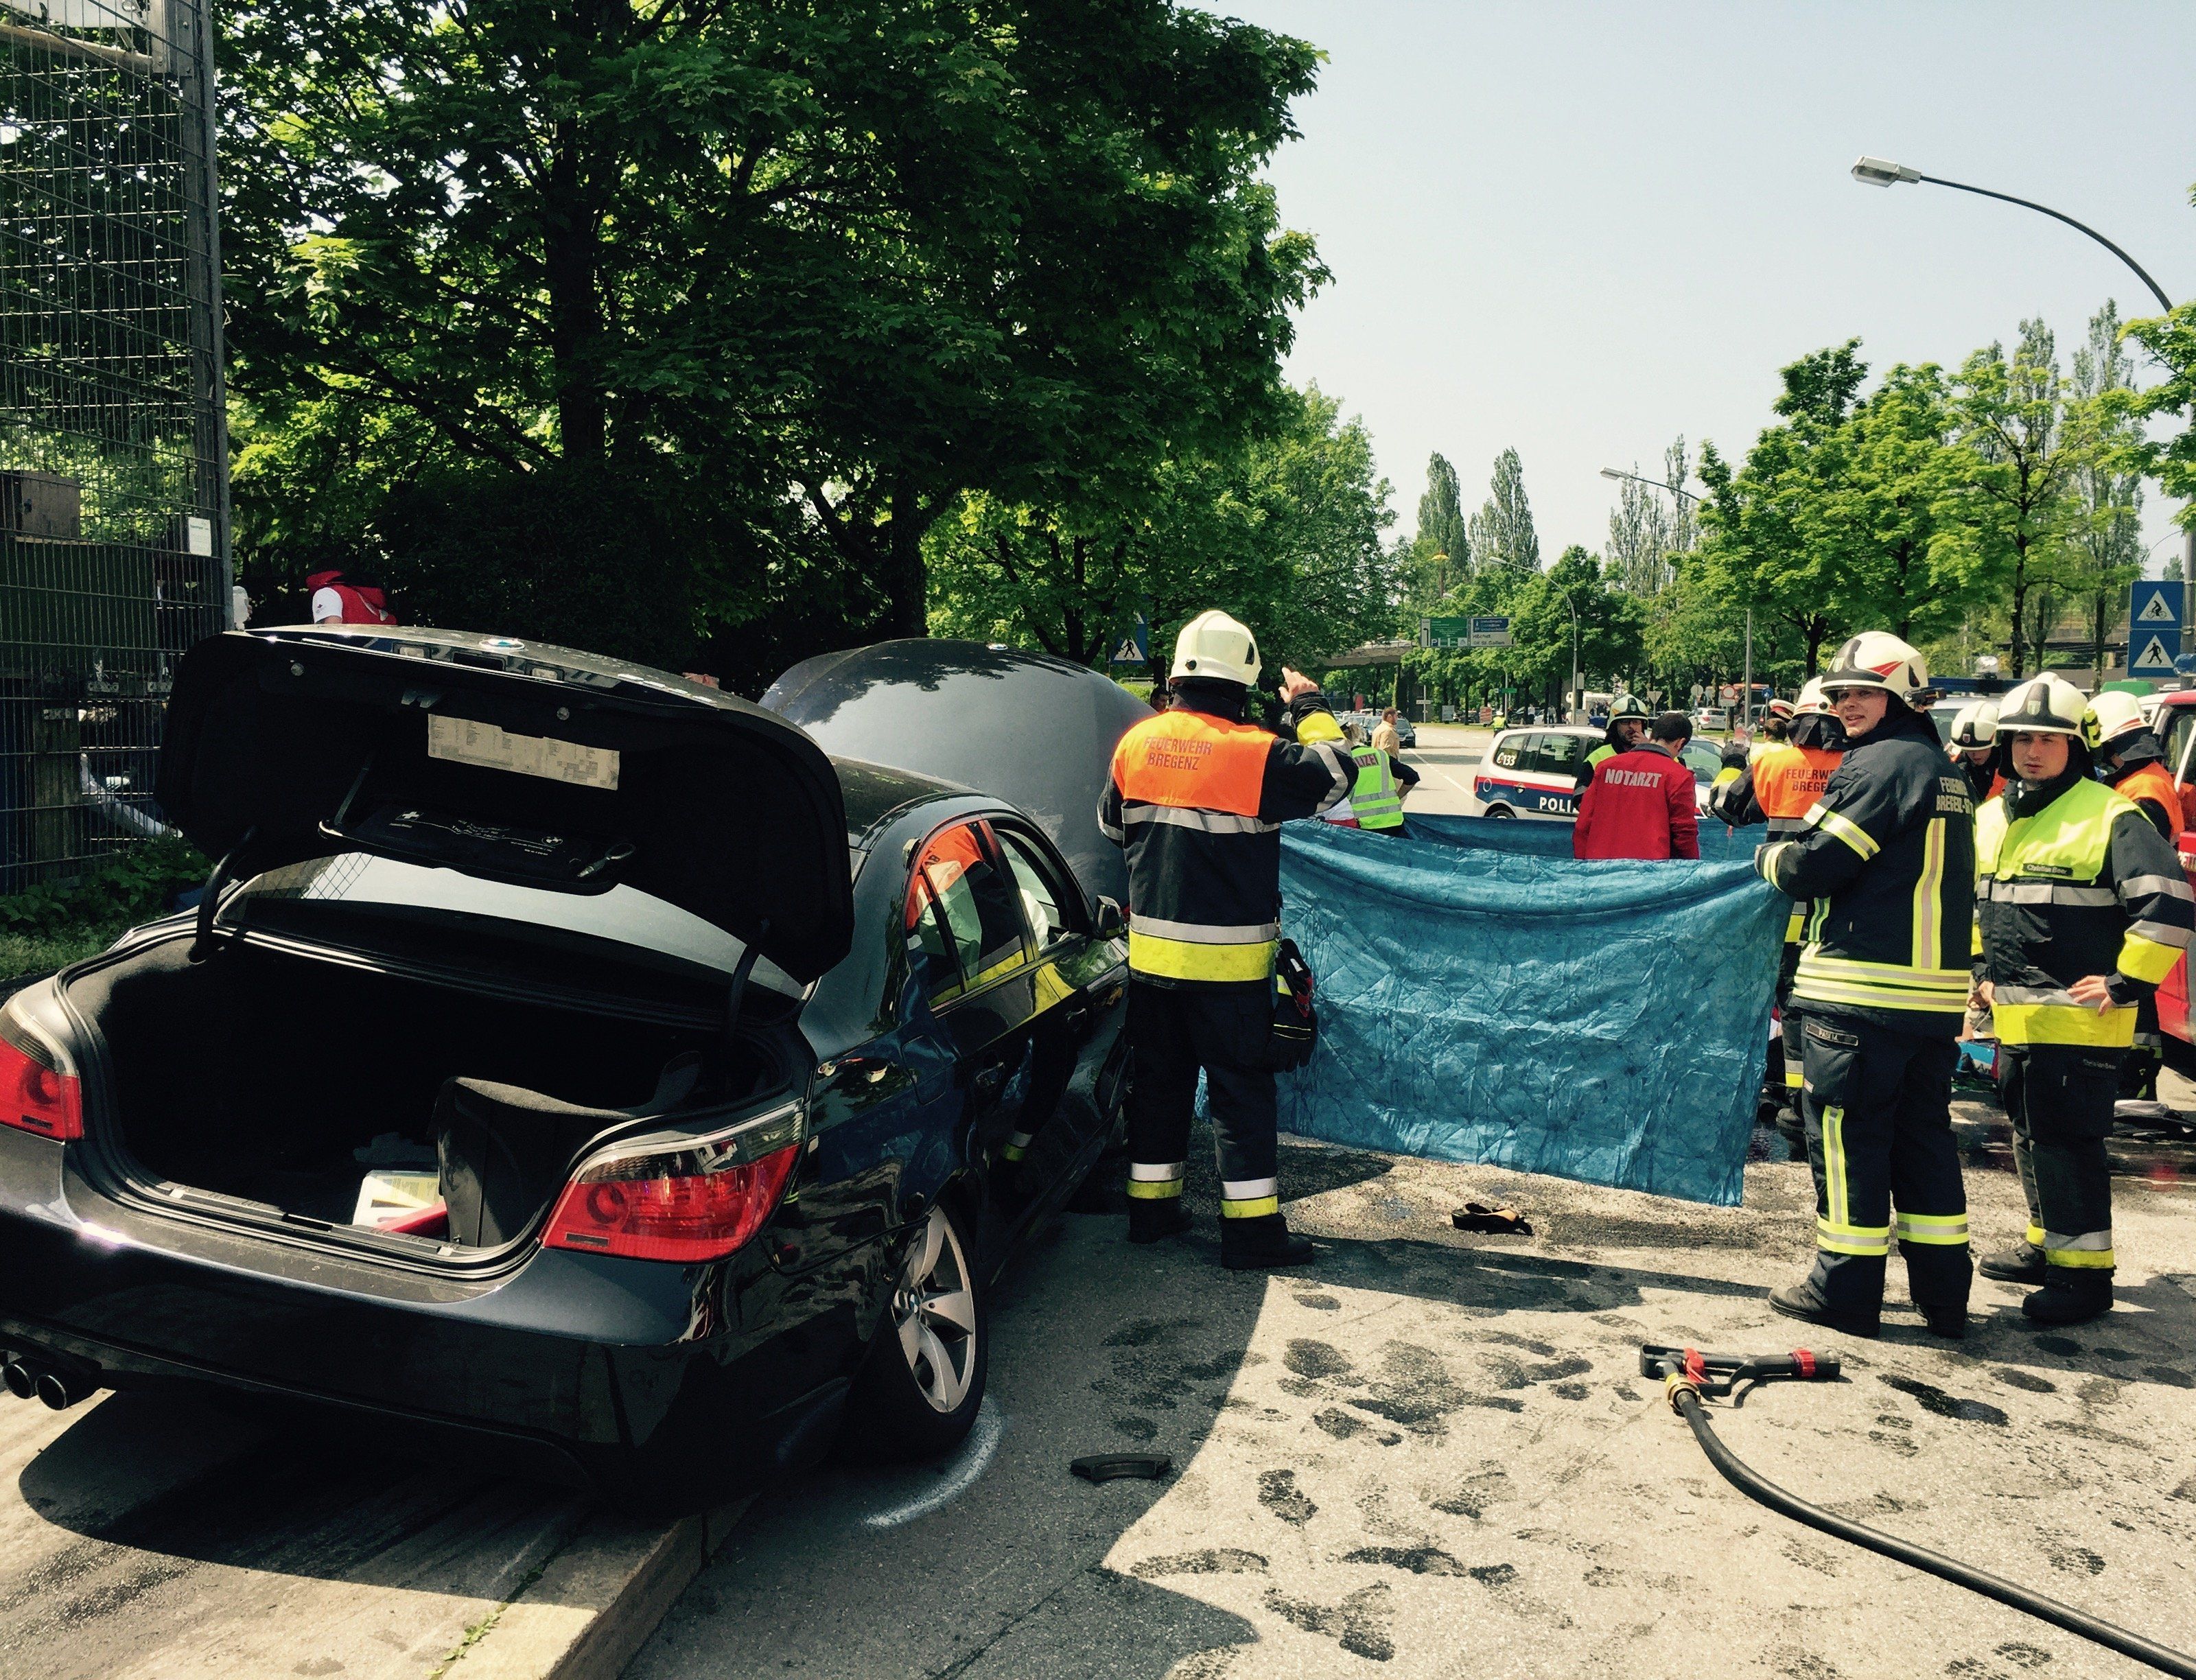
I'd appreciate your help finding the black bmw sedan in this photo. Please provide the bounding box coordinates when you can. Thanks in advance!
[0,628,1142,1507]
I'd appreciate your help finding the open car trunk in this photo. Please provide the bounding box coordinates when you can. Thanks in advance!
[68,934,789,1257]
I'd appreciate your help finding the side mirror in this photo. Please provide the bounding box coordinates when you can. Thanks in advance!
[1094,896,1127,940]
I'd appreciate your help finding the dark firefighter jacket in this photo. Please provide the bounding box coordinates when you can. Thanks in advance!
[1755,703,1976,1036]
[1976,767,2195,1048]
[1099,692,1353,988]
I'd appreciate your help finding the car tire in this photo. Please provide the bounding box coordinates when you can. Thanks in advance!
[843,1195,988,1460]
[1486,805,1515,819]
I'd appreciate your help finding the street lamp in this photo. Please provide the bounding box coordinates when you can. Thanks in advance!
[1598,466,1753,730]
[1850,154,2193,644]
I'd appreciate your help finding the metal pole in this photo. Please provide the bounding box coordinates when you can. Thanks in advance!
[1742,609,1753,733]
[1569,596,1580,723]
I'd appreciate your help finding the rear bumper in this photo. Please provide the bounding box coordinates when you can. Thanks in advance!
[0,1141,876,1503]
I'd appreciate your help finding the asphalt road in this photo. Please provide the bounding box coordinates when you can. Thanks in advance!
[631,1111,2196,1680]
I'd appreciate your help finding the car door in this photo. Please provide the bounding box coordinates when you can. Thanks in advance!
[990,821,1128,1196]
[1532,732,1586,819]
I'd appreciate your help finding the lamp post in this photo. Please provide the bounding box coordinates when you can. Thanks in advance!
[1851,154,2193,649]
[1598,466,1752,730]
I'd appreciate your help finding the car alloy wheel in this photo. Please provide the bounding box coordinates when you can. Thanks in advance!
[891,1204,979,1413]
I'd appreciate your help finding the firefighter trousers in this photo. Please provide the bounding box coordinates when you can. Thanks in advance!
[1124,979,1280,1219]
[1798,1014,1970,1316]
[2002,1045,2117,1280]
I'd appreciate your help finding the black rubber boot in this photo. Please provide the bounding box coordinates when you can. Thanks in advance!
[1919,1305,1967,1340]
[1127,1200,1192,1245]
[2021,1275,2114,1325]
[1220,1213,1315,1271]
[1978,1242,2048,1285]
[1767,1280,1880,1339]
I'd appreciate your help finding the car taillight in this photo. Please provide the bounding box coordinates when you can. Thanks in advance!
[0,999,81,1142]
[544,1104,802,1263]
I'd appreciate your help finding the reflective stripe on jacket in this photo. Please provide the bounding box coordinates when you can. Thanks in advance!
[1976,776,2195,1047]
[1755,706,1977,1034]
[1749,741,1845,944]
[1099,699,1353,985]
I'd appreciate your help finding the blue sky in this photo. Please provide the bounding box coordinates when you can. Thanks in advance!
[1219,1,2196,570]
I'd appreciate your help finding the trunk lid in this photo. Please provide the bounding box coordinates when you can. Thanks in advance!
[157,628,853,983]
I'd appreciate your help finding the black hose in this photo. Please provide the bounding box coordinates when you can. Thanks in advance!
[1673,1389,2196,1679]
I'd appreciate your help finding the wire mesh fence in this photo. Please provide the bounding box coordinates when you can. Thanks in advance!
[0,0,226,890]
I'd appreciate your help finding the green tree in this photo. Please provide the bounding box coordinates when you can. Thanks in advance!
[1696,342,1869,678]
[1416,452,1469,598]
[1467,447,1540,574]
[926,386,1401,677]
[1941,322,2082,677]
[222,0,1325,666]
[2064,301,2147,683]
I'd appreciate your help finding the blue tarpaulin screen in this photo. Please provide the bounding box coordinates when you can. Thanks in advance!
[1275,817,1788,1205]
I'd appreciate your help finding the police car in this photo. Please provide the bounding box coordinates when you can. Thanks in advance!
[1467,725,1724,821]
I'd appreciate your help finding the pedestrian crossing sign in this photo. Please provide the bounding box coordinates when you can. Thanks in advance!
[2129,582,2182,673]
[2134,634,2177,674]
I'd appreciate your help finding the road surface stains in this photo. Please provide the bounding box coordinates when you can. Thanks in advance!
[1780,1537,1843,1576]
[1104,1317,1200,1348]
[1283,1340,1355,1381]
[1292,1294,1342,1311]
[1994,1641,2053,1668]
[2030,1335,2082,1357]
[2141,1365,2195,1388]
[1431,1468,1510,1519]
[1257,1469,1316,1527]
[1112,1416,1158,1441]
[2091,1346,2136,1362]
[1868,1412,1919,1458]
[1550,1381,1592,1400]
[1879,1374,2009,1425]
[1341,1545,1467,1576]
[2046,1543,2105,1576]
[1261,1581,1394,1663]
[1994,1368,2056,1392]
[1129,1549,1268,1578]
[1467,1563,1517,1587]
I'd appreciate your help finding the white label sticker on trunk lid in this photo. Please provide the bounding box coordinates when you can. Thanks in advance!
[428,714,620,789]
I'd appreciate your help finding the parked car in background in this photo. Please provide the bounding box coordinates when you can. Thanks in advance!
[1335,709,1416,749]
[1694,707,1730,734]
[0,630,1138,1511]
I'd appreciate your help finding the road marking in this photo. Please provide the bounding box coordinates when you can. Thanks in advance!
[857,1395,1006,1530]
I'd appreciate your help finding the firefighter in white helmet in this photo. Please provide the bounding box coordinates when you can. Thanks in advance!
[1973,675,2195,1321]
[1946,701,2002,806]
[1753,633,1977,1338]
[1097,611,1355,1269]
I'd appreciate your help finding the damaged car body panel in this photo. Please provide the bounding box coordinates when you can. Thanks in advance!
[0,628,1130,1506]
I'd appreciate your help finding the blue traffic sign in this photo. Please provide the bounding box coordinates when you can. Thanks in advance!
[2129,580,2183,675]
[1108,610,1149,665]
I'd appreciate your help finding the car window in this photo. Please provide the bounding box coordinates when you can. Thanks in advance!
[1681,742,1722,782]
[1536,732,1585,775]
[1490,732,1528,771]
[995,828,1073,948]
[2166,705,2196,790]
[906,823,1029,1004]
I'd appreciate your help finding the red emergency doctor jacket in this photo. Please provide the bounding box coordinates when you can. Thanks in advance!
[1573,743,1699,861]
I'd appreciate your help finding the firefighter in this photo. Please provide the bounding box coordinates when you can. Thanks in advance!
[1974,673,2195,1324]
[1715,679,1847,1145]
[1946,701,2004,805]
[1097,610,1355,1269]
[2085,691,2183,841]
[1749,697,1795,762]
[1577,693,1650,789]
[1754,633,1976,1340]
[2082,690,2186,1102]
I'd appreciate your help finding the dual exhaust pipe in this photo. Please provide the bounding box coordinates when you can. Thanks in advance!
[2,1353,93,1411]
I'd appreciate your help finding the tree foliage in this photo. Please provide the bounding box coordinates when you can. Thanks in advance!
[927,385,1400,678]
[222,0,1324,674]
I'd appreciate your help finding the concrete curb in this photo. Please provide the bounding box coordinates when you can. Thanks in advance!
[441,1497,751,1680]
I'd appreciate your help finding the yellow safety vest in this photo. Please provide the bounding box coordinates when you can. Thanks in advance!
[1348,745,1405,830]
